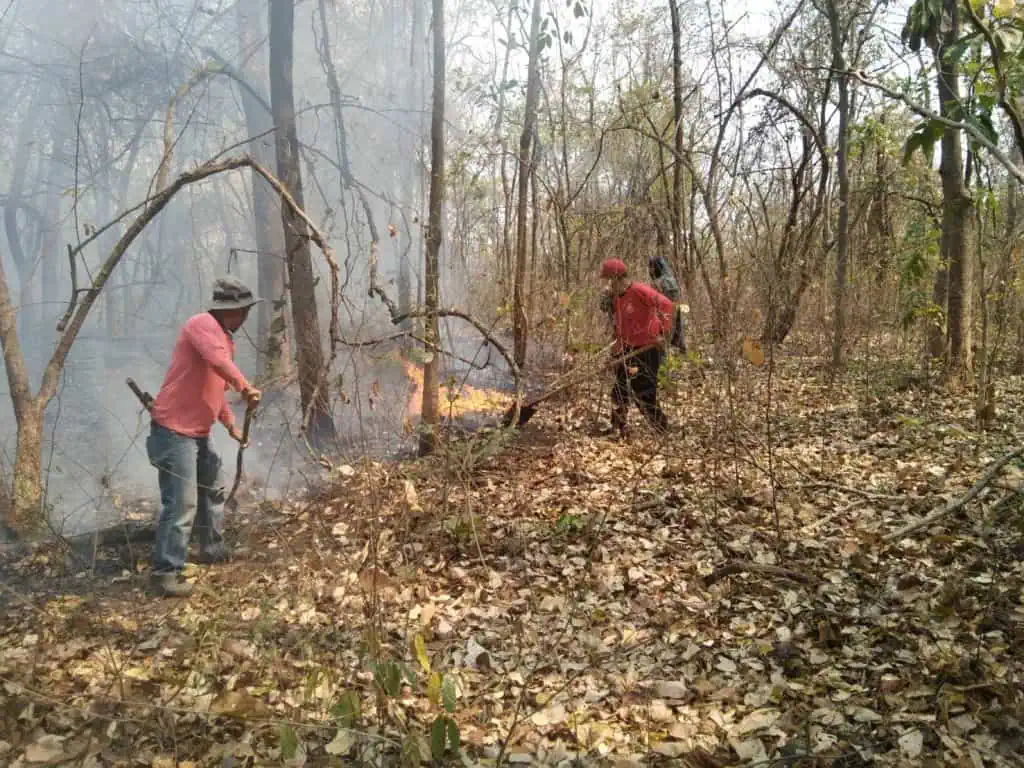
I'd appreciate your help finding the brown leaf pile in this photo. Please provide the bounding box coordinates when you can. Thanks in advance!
[1,357,1023,766]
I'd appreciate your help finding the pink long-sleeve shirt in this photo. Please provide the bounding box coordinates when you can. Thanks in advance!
[151,312,250,437]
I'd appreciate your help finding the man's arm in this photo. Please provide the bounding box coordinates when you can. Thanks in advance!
[184,316,250,391]
[217,398,236,430]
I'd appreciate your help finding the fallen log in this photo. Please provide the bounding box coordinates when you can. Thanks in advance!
[883,445,1024,543]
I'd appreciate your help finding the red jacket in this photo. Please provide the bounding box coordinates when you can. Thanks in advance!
[612,282,673,349]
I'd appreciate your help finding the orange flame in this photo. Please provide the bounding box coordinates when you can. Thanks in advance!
[403,361,511,419]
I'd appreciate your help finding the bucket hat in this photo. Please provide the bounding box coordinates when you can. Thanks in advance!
[208,276,262,311]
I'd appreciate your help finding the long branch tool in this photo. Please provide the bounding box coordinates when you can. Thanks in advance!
[126,378,154,412]
[502,343,659,427]
[225,400,257,512]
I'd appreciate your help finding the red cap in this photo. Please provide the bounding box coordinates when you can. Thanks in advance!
[600,258,627,278]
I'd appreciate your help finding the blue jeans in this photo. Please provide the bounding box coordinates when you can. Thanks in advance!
[146,422,226,574]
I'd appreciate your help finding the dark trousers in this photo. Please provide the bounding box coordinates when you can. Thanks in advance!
[611,346,668,433]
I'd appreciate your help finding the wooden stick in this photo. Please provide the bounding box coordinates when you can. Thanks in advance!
[703,560,817,587]
[883,446,1024,542]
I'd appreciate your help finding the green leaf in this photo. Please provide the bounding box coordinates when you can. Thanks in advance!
[427,672,443,706]
[332,690,361,728]
[574,1,585,18]
[402,732,425,766]
[442,675,457,713]
[372,660,404,697]
[430,716,447,760]
[446,718,461,754]
[413,634,431,674]
[902,118,945,165]
[279,725,298,760]
[995,0,1014,18]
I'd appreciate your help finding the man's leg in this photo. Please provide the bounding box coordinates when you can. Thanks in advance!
[147,424,198,595]
[634,347,669,433]
[610,355,631,435]
[195,437,228,562]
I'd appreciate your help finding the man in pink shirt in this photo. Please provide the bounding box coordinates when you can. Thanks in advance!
[599,258,672,438]
[147,276,262,597]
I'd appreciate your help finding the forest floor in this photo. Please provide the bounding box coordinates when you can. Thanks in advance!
[1,353,1024,767]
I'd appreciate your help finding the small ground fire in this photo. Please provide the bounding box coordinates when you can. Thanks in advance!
[403,361,511,420]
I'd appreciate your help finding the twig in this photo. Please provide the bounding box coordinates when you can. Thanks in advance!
[883,446,1024,542]
[796,481,907,501]
[703,559,818,587]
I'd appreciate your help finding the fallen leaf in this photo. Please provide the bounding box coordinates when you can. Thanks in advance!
[730,736,768,762]
[24,735,66,763]
[531,703,567,727]
[899,729,923,758]
[652,741,687,758]
[716,656,738,673]
[649,699,675,723]
[653,680,688,700]
[210,690,271,718]
[404,479,423,513]
[464,636,490,670]
[734,708,779,735]
[325,729,355,756]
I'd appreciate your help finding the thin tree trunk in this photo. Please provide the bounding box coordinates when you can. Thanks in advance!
[268,0,335,447]
[420,0,445,455]
[239,0,288,377]
[934,0,972,381]
[668,0,688,287]
[400,0,426,324]
[4,89,41,302]
[513,0,543,369]
[827,2,851,369]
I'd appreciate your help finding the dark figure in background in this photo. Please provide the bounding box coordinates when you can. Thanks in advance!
[648,255,687,353]
[599,258,673,438]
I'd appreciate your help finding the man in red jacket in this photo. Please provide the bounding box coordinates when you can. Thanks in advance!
[600,258,672,437]
[147,276,262,597]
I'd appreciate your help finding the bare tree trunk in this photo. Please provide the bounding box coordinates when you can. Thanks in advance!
[399,0,426,324]
[420,0,445,455]
[513,0,543,369]
[4,89,40,306]
[494,3,515,291]
[827,2,852,369]
[934,0,972,381]
[0,230,43,531]
[238,0,288,378]
[668,0,688,289]
[268,0,335,447]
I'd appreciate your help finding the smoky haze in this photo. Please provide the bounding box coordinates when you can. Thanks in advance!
[0,0,500,536]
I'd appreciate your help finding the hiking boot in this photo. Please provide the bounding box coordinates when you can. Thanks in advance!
[150,573,193,598]
[194,547,232,565]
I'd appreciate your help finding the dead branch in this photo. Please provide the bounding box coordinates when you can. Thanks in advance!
[703,560,818,587]
[797,481,909,501]
[883,446,1024,542]
[392,308,520,384]
[154,67,219,194]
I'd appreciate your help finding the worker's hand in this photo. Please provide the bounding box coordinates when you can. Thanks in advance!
[228,424,249,448]
[241,385,262,408]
